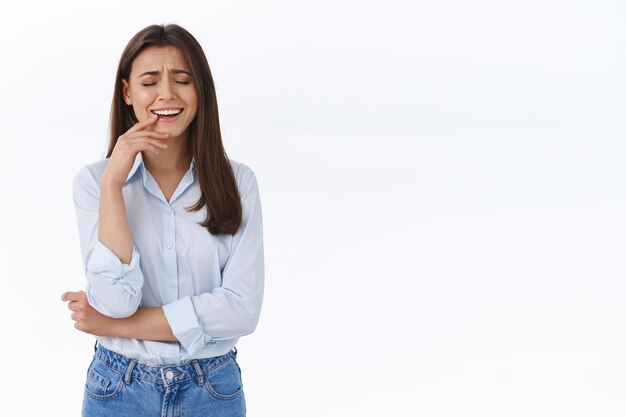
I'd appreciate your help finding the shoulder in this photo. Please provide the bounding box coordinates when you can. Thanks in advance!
[74,158,109,183]
[72,159,110,199]
[228,158,258,187]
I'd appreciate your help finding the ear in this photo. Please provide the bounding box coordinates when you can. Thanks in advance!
[122,79,132,105]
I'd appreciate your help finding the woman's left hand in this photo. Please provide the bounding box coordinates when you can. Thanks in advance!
[61,291,117,337]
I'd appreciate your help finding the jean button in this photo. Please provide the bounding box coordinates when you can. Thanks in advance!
[165,370,174,379]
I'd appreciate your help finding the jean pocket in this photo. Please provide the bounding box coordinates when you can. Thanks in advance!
[84,356,124,400]
[203,357,243,401]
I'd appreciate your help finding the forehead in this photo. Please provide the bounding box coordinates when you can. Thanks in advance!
[130,45,190,76]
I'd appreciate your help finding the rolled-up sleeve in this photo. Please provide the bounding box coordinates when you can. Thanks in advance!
[73,166,144,318]
[162,165,265,355]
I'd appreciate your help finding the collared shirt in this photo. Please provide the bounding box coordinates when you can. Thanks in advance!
[72,152,264,365]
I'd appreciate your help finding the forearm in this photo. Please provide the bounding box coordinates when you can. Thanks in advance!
[86,183,143,316]
[98,181,133,264]
[116,307,178,342]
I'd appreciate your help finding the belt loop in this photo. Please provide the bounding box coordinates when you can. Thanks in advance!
[124,359,138,385]
[233,346,238,356]
[191,360,204,386]
[93,340,98,353]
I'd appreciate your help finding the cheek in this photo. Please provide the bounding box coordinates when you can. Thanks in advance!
[189,103,199,119]
[182,89,198,110]
[187,100,198,115]
[186,105,198,121]
[132,90,155,105]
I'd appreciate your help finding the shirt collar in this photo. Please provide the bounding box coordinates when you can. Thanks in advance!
[124,152,197,185]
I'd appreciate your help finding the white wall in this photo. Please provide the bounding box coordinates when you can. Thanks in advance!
[1,1,624,415]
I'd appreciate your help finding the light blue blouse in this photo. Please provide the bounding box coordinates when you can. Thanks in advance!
[72,152,264,365]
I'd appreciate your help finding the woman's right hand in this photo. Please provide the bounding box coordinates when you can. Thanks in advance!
[101,114,169,187]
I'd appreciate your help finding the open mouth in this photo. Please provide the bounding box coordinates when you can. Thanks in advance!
[151,108,183,120]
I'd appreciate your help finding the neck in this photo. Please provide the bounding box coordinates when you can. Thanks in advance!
[142,131,192,173]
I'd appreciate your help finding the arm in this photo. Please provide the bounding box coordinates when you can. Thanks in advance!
[62,291,176,341]
[98,178,134,264]
[67,165,264,346]
[161,166,265,354]
[73,166,144,318]
[116,307,177,341]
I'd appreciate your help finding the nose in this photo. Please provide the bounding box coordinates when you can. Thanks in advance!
[157,77,176,101]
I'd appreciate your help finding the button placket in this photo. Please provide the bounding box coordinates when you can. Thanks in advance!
[162,202,179,301]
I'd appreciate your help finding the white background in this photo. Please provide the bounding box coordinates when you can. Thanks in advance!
[1,1,624,415]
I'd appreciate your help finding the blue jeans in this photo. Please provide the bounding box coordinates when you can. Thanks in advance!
[82,342,246,416]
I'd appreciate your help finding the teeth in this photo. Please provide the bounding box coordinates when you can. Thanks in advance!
[152,109,182,116]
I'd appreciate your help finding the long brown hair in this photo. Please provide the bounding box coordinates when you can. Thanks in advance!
[107,23,242,236]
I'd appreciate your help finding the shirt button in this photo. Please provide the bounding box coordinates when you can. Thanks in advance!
[166,208,173,215]
[165,370,174,379]
[168,281,175,287]
[167,243,173,249]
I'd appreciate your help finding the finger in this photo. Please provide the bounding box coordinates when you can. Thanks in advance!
[125,130,170,141]
[62,291,75,301]
[62,291,83,302]
[127,137,169,150]
[127,113,159,134]
[115,140,167,156]
[121,139,169,157]
[67,301,80,312]
[71,312,79,321]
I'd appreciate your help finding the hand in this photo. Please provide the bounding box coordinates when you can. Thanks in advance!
[61,290,117,337]
[102,114,170,186]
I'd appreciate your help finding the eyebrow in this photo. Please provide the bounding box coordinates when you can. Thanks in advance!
[138,69,192,77]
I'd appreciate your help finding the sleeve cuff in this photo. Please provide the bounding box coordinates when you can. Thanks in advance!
[163,295,213,355]
[86,239,143,297]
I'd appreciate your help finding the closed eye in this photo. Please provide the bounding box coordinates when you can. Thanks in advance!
[142,81,190,87]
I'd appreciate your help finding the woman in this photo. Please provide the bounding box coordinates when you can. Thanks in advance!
[61,23,264,417]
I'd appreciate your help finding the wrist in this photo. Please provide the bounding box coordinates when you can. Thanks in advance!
[111,316,131,338]
[100,176,125,190]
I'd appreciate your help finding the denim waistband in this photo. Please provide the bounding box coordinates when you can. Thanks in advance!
[93,341,237,387]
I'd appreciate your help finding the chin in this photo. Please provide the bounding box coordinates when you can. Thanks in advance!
[162,126,188,137]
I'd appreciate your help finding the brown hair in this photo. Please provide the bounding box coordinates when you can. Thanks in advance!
[107,23,242,236]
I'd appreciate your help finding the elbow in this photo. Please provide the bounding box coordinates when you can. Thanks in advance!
[106,302,140,319]
[103,309,136,319]
[237,305,262,336]
[236,289,263,337]
[91,299,140,319]
[85,267,144,318]
[86,286,141,318]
